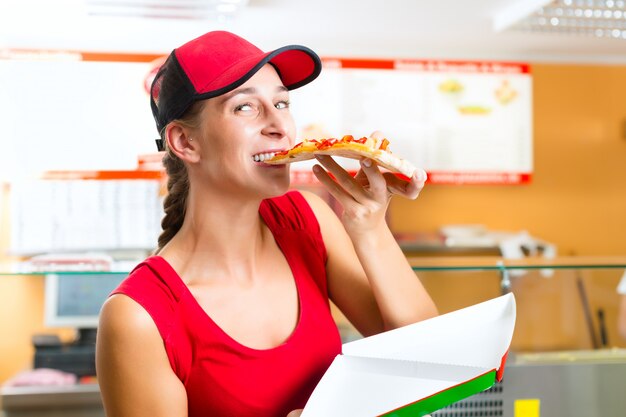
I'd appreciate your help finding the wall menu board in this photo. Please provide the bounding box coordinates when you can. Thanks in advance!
[288,59,533,185]
[0,52,531,185]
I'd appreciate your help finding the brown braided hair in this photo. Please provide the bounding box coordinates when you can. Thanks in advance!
[155,100,205,253]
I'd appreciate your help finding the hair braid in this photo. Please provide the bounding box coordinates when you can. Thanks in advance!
[156,149,189,252]
[151,57,206,254]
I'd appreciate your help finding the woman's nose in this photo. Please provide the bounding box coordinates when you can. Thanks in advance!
[262,105,293,139]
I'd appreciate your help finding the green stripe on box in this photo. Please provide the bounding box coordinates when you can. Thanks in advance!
[380,370,496,417]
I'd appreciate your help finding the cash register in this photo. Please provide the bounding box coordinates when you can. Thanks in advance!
[34,272,126,376]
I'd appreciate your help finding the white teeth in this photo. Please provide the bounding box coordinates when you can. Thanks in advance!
[253,152,277,162]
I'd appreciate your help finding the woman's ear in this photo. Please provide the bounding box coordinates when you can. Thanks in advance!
[165,124,201,163]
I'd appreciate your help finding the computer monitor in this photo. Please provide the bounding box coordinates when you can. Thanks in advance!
[44,273,127,329]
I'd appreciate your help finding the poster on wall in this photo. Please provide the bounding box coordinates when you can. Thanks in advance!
[9,177,162,255]
[289,59,533,185]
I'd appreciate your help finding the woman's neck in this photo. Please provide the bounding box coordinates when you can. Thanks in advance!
[159,188,272,284]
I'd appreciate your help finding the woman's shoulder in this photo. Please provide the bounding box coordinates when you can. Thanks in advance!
[101,257,176,334]
[97,295,166,371]
[99,293,157,337]
[106,256,187,341]
[261,190,318,231]
[298,190,334,220]
[114,256,186,305]
[263,189,334,223]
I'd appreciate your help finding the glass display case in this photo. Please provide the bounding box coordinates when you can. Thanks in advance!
[1,256,625,417]
[408,256,626,352]
[2,256,626,352]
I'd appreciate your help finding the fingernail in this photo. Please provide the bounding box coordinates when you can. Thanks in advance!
[416,169,427,182]
[361,158,372,168]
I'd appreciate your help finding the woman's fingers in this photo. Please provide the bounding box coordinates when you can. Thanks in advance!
[315,155,390,203]
[358,158,388,199]
[314,155,369,202]
[314,154,426,201]
[369,130,385,140]
[383,168,427,200]
[312,163,358,206]
[314,155,353,183]
[365,130,427,199]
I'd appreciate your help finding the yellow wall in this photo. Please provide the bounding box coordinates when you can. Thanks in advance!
[1,63,626,383]
[391,63,626,351]
[391,63,626,256]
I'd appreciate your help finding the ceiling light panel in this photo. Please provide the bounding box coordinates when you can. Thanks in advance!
[510,0,626,39]
[85,0,248,20]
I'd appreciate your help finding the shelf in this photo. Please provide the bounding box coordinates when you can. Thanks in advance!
[407,256,626,271]
[1,256,625,276]
[0,261,139,276]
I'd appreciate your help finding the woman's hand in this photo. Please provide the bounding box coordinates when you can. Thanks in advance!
[286,409,303,417]
[312,131,426,238]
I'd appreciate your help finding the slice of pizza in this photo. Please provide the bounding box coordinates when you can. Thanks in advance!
[265,135,417,177]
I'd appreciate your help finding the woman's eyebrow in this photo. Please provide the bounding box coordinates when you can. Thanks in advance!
[222,87,256,103]
[222,85,289,103]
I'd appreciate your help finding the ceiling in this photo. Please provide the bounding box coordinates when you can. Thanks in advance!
[1,0,626,64]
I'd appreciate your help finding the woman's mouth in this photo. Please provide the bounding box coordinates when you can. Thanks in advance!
[252,150,283,163]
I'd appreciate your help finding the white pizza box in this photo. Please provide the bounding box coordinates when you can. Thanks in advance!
[302,293,516,417]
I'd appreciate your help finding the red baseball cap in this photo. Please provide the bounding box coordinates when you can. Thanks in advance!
[150,30,322,150]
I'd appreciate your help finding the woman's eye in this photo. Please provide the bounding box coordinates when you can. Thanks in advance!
[235,103,254,112]
[275,100,290,110]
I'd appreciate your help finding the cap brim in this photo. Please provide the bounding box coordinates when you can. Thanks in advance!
[267,45,322,90]
[193,45,322,101]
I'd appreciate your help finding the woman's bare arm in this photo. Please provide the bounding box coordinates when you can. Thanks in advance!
[96,294,188,417]
[303,189,437,337]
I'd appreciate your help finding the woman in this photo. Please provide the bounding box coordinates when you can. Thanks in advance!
[96,30,437,417]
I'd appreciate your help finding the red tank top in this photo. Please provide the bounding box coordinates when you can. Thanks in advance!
[111,191,342,417]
